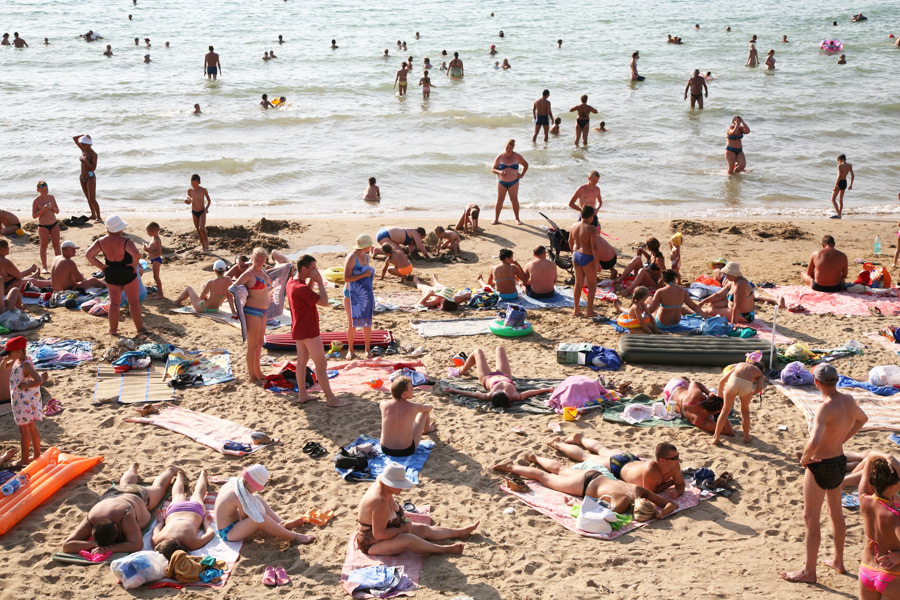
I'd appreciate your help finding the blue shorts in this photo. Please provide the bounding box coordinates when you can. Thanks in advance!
[376,228,391,243]
[217,521,235,541]
[206,66,218,75]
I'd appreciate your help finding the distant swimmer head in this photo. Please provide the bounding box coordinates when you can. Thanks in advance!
[599,121,605,128]
[837,154,846,162]
[209,45,214,51]
[499,30,504,37]
[505,138,516,151]
[79,135,93,145]
[542,89,550,97]
[554,117,561,125]
[726,26,731,31]
[581,94,588,102]
[368,177,376,184]
[632,50,639,58]
[261,93,268,100]
[453,51,459,58]
[589,170,600,182]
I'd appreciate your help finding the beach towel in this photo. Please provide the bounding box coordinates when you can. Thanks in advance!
[92,365,174,404]
[772,380,900,432]
[26,339,92,370]
[500,475,708,540]
[496,286,587,310]
[603,395,740,428]
[125,406,278,456]
[865,332,900,357]
[164,349,234,386]
[348,262,376,328]
[139,492,241,589]
[409,317,495,338]
[339,506,430,598]
[335,434,434,483]
[768,285,900,316]
[228,263,293,341]
[439,377,561,414]
[270,359,429,394]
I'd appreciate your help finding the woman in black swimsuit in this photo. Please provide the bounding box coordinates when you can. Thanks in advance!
[31,181,60,274]
[569,95,598,146]
[86,216,145,335]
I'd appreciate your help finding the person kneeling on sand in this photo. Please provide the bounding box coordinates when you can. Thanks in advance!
[665,377,734,437]
[175,259,235,314]
[380,244,414,281]
[356,462,478,555]
[381,376,436,458]
[493,453,677,518]
[51,240,106,292]
[444,346,555,408]
[152,469,215,558]
[546,434,685,496]
[213,464,314,544]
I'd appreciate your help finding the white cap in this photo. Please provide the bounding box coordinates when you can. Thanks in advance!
[213,259,227,271]
[79,135,93,145]
[105,215,128,233]
[378,462,415,490]
[61,240,78,250]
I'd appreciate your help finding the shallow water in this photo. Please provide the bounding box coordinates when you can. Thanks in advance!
[0,0,898,220]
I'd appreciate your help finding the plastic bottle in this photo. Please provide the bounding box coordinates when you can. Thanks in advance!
[1,473,30,496]
[875,235,882,255]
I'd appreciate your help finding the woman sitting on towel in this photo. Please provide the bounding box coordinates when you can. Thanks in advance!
[613,287,660,334]
[413,273,471,311]
[698,261,756,324]
[856,453,900,598]
[480,248,526,302]
[356,462,478,555]
[152,469,215,559]
[234,248,272,384]
[665,377,734,436]
[493,453,677,518]
[646,269,703,328]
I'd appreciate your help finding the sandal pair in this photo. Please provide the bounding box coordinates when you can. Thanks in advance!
[302,441,327,459]
[262,566,290,586]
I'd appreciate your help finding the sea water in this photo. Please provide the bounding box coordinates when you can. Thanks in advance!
[0,0,898,220]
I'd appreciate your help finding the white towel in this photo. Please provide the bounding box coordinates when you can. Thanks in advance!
[230,477,265,523]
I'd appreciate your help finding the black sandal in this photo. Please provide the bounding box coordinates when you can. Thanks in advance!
[301,441,317,454]
[307,442,327,459]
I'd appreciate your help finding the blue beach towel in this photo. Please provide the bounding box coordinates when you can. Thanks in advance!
[348,264,375,328]
[837,375,898,396]
[335,434,434,483]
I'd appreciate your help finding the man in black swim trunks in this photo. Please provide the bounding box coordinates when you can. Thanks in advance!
[828,154,854,219]
[684,69,708,109]
[523,246,557,299]
[781,364,867,584]
[532,89,553,143]
[801,235,848,293]
[63,464,181,554]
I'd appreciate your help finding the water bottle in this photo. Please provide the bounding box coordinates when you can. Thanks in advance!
[1,473,30,496]
[875,236,882,255]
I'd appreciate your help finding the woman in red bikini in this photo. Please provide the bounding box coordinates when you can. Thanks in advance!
[234,248,271,383]
[858,454,900,599]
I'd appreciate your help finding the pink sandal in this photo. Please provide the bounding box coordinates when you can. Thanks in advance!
[274,567,290,586]
[262,566,277,586]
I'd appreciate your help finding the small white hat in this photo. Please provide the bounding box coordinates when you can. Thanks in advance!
[213,259,227,271]
[242,464,270,492]
[61,240,78,250]
[79,135,93,145]
[105,215,128,233]
[378,462,415,490]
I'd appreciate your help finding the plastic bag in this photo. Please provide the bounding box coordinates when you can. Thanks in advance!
[781,361,814,386]
[110,550,167,589]
[700,316,733,336]
[869,365,900,387]
[784,342,812,362]
[503,305,527,328]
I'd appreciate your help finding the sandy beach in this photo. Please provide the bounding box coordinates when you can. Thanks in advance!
[1,213,898,599]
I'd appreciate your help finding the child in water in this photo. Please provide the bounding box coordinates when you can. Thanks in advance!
[593,121,608,133]
[419,71,433,99]
[364,177,380,201]
[550,118,561,135]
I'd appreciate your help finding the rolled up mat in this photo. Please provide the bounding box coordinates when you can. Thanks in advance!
[263,330,395,351]
[618,335,771,367]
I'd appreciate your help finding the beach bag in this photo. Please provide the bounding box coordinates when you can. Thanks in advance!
[110,550,168,589]
[784,342,812,362]
[575,495,618,534]
[468,291,499,309]
[781,361,814,386]
[503,305,527,328]
[335,447,368,472]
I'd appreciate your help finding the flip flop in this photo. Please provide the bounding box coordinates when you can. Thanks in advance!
[44,399,63,416]
[307,443,327,459]
[301,442,317,454]
[274,567,290,586]
[262,566,277,586]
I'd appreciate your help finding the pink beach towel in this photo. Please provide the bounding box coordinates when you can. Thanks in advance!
[747,320,794,345]
[125,406,278,456]
[769,285,900,316]
[339,506,431,598]
[865,331,900,357]
[771,380,900,432]
[271,359,430,394]
[500,480,707,540]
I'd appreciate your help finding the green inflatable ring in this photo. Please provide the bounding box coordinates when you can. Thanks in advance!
[489,319,533,338]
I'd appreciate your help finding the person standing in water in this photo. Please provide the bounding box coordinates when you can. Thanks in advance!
[568,95,597,146]
[829,154,854,219]
[419,70,433,98]
[447,52,463,78]
[567,171,602,215]
[204,46,220,80]
[393,62,409,96]
[724,116,750,175]
[765,49,776,70]
[532,90,553,143]
[73,135,101,222]
[491,139,528,225]
[630,51,644,81]
[746,43,758,67]
[684,70,708,109]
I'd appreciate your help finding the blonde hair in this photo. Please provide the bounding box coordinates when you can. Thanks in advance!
[631,286,650,305]
[505,139,515,148]
[251,247,268,260]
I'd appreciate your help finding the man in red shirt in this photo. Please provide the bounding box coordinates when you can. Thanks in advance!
[287,255,350,407]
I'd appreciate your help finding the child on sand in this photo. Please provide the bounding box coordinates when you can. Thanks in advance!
[613,287,660,335]
[364,177,380,201]
[434,226,460,256]
[1,336,43,467]
[669,232,682,284]
[380,377,436,457]
[380,244,414,281]
[32,181,60,274]
[419,70,433,99]
[186,174,211,251]
[550,117,561,135]
[455,204,480,234]
[714,360,765,445]
[176,259,235,314]
[144,222,164,298]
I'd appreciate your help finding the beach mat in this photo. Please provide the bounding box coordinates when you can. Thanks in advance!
[500,475,708,540]
[263,330,395,351]
[603,395,740,428]
[125,406,278,456]
[769,285,900,316]
[497,286,587,310]
[409,317,495,338]
[439,377,560,414]
[339,506,430,598]
[772,380,900,432]
[271,359,428,394]
[92,364,174,405]
[618,335,772,367]
[164,349,234,386]
[170,306,290,332]
[335,434,434,483]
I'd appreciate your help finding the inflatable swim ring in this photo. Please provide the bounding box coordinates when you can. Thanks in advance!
[489,319,533,338]
[323,266,344,283]
[820,39,843,52]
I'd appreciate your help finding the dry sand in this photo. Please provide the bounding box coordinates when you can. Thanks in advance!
[1,213,898,599]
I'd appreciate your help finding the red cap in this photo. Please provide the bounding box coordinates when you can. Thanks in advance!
[0,336,27,356]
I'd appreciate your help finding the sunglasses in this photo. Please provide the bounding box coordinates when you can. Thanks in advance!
[664,454,680,462]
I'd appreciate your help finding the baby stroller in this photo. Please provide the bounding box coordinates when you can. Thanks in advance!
[539,212,573,273]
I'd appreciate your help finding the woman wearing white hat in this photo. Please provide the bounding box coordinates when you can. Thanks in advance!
[73,134,101,222]
[356,462,478,555]
[86,216,145,335]
[697,261,756,324]
[342,235,376,359]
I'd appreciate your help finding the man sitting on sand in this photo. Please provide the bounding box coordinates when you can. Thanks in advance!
[444,346,555,408]
[0,240,49,290]
[801,235,847,293]
[51,241,106,292]
[175,259,235,313]
[493,453,677,518]
[63,464,180,554]
[380,376,436,457]
[523,245,557,299]
[151,469,216,559]
[546,434,685,496]
[0,210,21,235]
[213,464,314,544]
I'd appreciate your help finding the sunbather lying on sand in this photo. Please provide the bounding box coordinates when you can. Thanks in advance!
[444,346,555,408]
[414,273,471,310]
[546,434,685,496]
[494,453,677,517]
[152,469,216,559]
[665,377,734,436]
